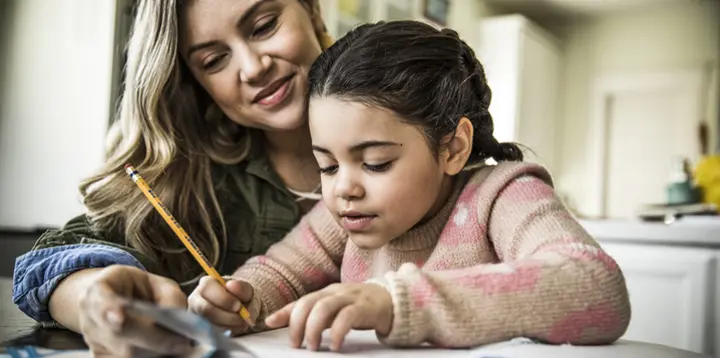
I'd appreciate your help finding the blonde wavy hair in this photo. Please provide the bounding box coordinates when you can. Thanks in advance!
[80,0,331,285]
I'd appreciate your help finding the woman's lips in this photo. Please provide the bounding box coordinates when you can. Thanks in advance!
[254,75,293,107]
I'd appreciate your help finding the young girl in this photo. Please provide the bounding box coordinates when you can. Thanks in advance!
[189,20,631,351]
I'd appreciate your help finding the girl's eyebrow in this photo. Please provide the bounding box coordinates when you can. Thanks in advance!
[312,140,400,154]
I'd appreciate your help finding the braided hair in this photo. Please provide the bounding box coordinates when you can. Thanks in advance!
[308,20,524,166]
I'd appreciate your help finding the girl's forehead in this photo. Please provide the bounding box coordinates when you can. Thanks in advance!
[309,98,401,129]
[308,97,426,150]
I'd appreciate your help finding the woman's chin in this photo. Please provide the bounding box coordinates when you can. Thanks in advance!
[228,113,307,133]
[252,105,308,133]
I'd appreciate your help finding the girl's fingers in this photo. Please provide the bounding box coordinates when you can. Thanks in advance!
[200,302,249,328]
[225,279,254,303]
[195,276,243,312]
[329,304,362,352]
[265,301,296,328]
[304,294,354,351]
[287,293,326,349]
[188,292,247,328]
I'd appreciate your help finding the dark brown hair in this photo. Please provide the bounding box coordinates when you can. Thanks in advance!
[308,20,523,165]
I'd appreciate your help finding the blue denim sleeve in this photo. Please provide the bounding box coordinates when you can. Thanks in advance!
[12,244,146,323]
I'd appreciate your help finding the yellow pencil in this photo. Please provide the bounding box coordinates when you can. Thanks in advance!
[124,164,254,326]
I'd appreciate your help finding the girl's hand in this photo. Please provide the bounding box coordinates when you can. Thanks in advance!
[265,283,394,352]
[76,265,192,358]
[188,276,255,336]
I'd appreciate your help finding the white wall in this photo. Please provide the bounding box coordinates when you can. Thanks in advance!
[0,0,119,229]
[447,0,498,52]
[555,0,720,217]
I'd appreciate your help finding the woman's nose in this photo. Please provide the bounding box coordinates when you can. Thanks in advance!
[237,47,272,83]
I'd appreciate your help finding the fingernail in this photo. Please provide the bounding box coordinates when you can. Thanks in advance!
[106,310,123,326]
[333,338,345,352]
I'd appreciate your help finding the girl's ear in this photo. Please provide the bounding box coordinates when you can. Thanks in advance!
[441,117,473,175]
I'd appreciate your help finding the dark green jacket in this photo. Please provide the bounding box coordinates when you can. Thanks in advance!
[14,134,307,323]
[29,142,303,281]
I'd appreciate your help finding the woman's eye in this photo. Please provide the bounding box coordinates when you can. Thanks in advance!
[202,54,226,71]
[363,162,393,173]
[253,16,278,37]
[318,165,338,175]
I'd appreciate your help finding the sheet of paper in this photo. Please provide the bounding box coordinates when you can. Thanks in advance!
[234,328,475,357]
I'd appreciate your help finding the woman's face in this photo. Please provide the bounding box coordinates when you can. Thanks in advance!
[179,0,323,131]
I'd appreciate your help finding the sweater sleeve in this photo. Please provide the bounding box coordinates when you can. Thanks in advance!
[374,164,631,348]
[231,201,348,331]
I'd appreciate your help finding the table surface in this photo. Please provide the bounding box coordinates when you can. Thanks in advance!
[233,328,712,358]
[1,278,711,357]
[1,278,87,351]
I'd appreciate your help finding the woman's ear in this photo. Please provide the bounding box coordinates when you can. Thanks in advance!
[441,117,473,175]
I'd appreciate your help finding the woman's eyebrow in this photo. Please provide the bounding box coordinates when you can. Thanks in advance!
[185,0,271,58]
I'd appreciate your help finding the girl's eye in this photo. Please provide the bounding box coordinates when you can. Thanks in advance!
[253,16,278,37]
[318,165,338,175]
[202,54,227,71]
[363,162,393,173]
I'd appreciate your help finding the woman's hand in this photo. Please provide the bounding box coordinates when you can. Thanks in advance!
[188,276,255,336]
[265,283,394,352]
[74,265,192,358]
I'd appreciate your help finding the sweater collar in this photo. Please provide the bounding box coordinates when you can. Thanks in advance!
[386,171,472,252]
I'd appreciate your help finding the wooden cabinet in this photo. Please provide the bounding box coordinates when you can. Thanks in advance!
[476,14,561,173]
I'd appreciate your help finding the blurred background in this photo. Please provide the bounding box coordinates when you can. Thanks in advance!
[0,0,719,355]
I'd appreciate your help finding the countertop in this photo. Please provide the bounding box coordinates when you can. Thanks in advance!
[580,216,720,246]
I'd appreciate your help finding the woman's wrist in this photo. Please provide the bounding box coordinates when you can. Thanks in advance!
[48,268,104,332]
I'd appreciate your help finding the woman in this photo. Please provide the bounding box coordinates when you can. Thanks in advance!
[12,0,333,356]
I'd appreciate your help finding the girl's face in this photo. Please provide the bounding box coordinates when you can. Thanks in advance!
[179,0,322,131]
[309,98,462,249]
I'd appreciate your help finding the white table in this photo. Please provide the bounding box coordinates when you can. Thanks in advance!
[6,328,708,358]
[229,328,711,358]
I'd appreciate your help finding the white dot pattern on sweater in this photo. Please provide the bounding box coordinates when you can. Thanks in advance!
[453,205,469,226]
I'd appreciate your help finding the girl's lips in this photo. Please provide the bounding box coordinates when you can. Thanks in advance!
[341,215,376,232]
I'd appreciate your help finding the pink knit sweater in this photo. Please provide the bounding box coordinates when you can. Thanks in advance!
[233,162,631,348]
